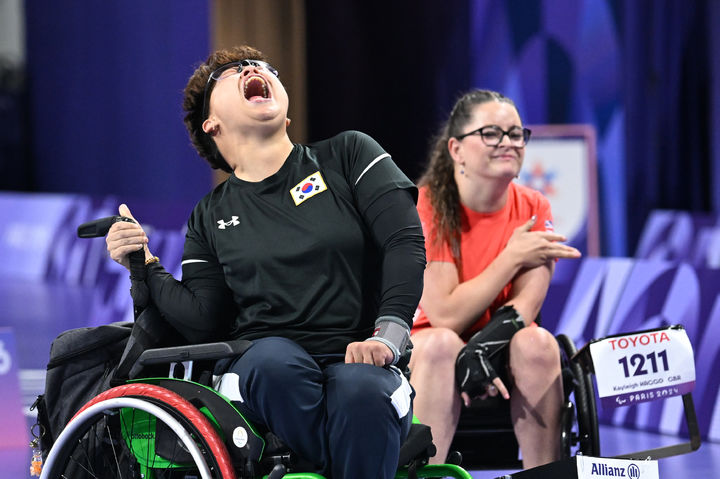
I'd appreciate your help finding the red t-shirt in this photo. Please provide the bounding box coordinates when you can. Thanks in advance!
[412,182,553,341]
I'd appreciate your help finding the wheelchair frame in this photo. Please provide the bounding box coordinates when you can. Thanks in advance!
[39,340,474,479]
[39,215,474,478]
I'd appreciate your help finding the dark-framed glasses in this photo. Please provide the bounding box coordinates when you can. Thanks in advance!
[455,125,532,147]
[202,59,279,120]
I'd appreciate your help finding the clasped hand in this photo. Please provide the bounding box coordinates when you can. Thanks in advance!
[505,217,581,268]
[106,204,152,271]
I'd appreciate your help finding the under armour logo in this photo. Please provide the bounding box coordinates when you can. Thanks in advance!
[217,216,240,229]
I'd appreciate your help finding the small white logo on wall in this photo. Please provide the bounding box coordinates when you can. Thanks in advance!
[217,216,240,229]
[290,171,328,206]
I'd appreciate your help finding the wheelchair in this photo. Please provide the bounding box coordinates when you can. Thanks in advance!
[39,338,473,479]
[38,215,474,479]
[448,333,600,470]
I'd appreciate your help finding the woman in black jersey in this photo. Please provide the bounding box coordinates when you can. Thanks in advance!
[105,45,425,478]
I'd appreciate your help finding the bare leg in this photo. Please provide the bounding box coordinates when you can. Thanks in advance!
[509,327,563,469]
[409,328,465,464]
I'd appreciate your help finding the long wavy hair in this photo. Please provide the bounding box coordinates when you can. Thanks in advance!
[417,89,518,262]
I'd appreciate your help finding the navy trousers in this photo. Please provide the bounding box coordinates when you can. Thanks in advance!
[214,337,413,478]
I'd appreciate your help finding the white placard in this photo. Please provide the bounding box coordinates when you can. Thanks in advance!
[521,124,600,256]
[590,327,695,409]
[521,138,589,241]
[576,456,659,479]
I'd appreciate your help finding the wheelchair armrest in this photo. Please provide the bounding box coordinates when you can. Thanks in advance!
[137,339,252,366]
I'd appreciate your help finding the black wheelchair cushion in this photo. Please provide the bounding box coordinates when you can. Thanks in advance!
[398,423,436,468]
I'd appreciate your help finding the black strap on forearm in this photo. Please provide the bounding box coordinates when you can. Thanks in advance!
[76,215,150,316]
[129,248,150,316]
[455,305,525,397]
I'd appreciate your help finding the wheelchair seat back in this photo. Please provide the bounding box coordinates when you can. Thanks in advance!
[451,394,521,469]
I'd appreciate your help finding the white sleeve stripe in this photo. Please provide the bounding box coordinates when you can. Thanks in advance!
[181,259,209,266]
[354,153,391,186]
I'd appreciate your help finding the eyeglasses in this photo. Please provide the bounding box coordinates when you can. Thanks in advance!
[202,59,279,120]
[455,125,532,147]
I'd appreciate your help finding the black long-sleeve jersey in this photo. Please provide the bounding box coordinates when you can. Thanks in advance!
[144,131,426,355]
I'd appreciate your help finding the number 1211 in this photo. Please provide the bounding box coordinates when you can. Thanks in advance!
[618,350,669,377]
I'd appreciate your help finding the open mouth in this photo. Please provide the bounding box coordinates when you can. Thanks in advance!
[243,75,270,102]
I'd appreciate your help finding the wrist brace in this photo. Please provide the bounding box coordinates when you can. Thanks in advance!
[365,316,411,365]
[455,305,525,397]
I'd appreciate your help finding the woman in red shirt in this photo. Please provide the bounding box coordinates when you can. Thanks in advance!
[410,89,581,469]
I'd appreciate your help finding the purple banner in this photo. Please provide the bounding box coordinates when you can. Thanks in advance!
[635,210,720,268]
[0,192,186,372]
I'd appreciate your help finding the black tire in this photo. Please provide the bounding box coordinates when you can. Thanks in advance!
[556,334,600,457]
[559,399,576,458]
[583,373,600,456]
[40,383,236,479]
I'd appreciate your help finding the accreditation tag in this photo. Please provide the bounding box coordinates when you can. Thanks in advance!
[590,326,695,409]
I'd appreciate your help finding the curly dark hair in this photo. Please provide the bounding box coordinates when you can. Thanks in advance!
[417,89,518,260]
[182,45,269,172]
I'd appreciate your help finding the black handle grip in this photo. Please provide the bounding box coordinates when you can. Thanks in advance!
[77,214,151,316]
[77,215,135,238]
[77,215,147,281]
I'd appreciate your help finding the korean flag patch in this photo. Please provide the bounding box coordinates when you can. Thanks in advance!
[290,171,328,206]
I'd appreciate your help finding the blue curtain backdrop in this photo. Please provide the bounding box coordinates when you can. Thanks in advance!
[306,0,718,256]
[464,0,714,256]
[466,0,626,255]
[305,0,472,183]
[622,0,713,256]
[24,1,211,224]
[714,0,720,215]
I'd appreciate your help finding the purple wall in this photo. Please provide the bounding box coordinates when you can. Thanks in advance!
[24,1,212,216]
